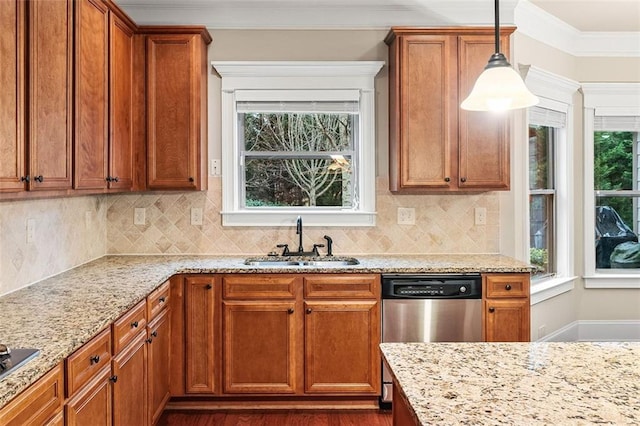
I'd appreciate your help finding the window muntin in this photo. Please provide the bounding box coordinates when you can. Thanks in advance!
[238,102,359,209]
[529,125,556,278]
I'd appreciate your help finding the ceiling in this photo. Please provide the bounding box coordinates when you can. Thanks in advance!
[117,0,640,31]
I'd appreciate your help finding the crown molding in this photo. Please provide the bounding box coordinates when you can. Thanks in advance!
[521,65,580,105]
[514,1,640,58]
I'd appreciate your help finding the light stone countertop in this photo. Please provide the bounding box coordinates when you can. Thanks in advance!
[0,253,531,409]
[380,342,640,425]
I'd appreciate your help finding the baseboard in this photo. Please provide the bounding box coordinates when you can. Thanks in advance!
[538,320,640,342]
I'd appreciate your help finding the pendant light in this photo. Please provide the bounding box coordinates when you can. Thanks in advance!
[461,0,539,112]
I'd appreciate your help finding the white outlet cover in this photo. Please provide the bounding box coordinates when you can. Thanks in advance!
[191,207,203,225]
[134,208,146,225]
[397,207,416,225]
[26,218,36,244]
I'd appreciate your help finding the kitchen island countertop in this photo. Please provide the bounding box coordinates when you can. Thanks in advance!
[0,253,531,409]
[380,342,640,425]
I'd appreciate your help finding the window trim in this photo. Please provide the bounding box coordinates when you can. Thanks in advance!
[520,66,580,304]
[212,61,384,227]
[582,83,640,288]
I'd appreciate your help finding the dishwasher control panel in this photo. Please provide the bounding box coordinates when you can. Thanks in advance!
[382,274,482,299]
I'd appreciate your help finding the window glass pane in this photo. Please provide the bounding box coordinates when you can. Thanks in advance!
[530,194,554,277]
[528,125,553,190]
[594,131,634,190]
[244,156,353,208]
[595,196,640,269]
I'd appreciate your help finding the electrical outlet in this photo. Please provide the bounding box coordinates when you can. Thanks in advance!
[134,208,146,225]
[191,207,203,225]
[397,207,416,225]
[538,325,547,340]
[26,218,36,244]
[474,207,487,225]
[210,159,221,176]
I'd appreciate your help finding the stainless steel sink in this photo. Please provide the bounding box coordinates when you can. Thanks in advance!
[244,257,359,267]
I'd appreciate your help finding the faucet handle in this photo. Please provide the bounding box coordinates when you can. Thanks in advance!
[276,244,290,256]
[312,244,325,256]
[323,235,333,256]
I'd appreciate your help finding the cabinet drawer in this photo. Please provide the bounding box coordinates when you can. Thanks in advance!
[112,299,147,354]
[223,275,300,299]
[147,280,170,320]
[304,275,380,299]
[66,328,111,397]
[0,363,64,426]
[484,274,529,298]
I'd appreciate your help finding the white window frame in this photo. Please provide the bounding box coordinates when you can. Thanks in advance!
[582,83,640,288]
[521,66,580,304]
[212,61,383,227]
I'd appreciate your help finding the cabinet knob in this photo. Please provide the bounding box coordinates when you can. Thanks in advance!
[146,338,153,344]
[188,177,195,182]
[206,284,212,290]
[444,177,450,182]
[106,176,112,182]
[460,177,467,183]
[287,308,294,314]
[20,176,30,183]
[306,308,312,314]
[505,284,512,290]
[113,176,119,183]
[90,355,100,364]
[159,296,166,303]
[151,330,158,338]
[34,175,43,183]
[109,375,118,383]
[131,321,139,328]
[488,307,495,313]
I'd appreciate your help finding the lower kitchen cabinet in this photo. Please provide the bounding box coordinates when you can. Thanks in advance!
[222,300,301,394]
[112,332,147,426]
[147,307,171,425]
[65,365,112,426]
[184,275,217,394]
[483,274,531,342]
[304,300,380,394]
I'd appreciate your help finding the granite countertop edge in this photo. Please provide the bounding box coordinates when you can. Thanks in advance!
[0,253,532,409]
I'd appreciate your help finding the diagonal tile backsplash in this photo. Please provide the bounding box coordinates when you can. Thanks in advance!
[107,177,500,256]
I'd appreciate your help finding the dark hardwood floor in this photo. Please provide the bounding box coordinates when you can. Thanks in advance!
[158,410,393,426]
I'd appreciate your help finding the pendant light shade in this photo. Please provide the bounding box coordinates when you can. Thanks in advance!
[460,0,538,112]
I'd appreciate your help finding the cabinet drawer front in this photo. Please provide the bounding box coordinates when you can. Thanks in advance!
[484,274,529,298]
[147,280,170,320]
[223,275,300,299]
[66,328,111,397]
[304,275,380,299]
[0,363,64,426]
[112,299,147,354]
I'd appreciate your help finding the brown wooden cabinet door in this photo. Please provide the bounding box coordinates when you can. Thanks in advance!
[65,366,112,426]
[148,307,171,425]
[74,0,109,190]
[112,332,147,426]
[222,300,301,394]
[392,34,456,191]
[457,34,510,190]
[146,34,206,190]
[0,0,25,191]
[28,0,73,191]
[108,12,135,191]
[184,276,216,393]
[304,300,380,394]
[484,299,530,342]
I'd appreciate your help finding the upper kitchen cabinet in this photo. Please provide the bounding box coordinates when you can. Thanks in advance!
[28,0,73,191]
[75,0,138,191]
[144,28,211,190]
[0,0,25,192]
[74,0,109,190]
[385,27,514,193]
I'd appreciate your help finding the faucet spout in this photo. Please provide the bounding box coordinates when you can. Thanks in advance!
[296,216,304,253]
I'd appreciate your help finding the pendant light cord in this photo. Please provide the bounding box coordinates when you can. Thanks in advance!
[494,0,500,54]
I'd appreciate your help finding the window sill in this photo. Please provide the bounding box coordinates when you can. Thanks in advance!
[220,210,376,227]
[584,274,640,289]
[530,276,577,305]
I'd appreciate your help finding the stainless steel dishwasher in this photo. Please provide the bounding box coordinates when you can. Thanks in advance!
[380,274,482,405]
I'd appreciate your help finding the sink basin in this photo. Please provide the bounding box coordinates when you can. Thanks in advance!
[244,257,359,267]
